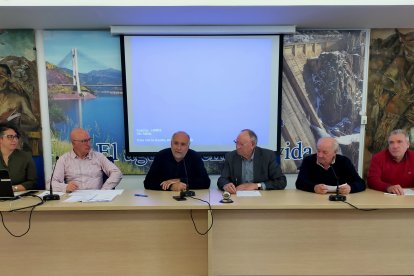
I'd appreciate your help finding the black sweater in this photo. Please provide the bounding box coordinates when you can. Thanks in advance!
[295,154,366,193]
[144,148,210,190]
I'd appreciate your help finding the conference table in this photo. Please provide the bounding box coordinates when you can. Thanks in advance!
[209,188,414,276]
[0,189,209,276]
[1,188,414,276]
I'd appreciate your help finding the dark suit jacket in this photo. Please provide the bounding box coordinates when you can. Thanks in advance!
[217,147,286,190]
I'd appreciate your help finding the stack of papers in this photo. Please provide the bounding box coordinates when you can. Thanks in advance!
[326,184,347,193]
[236,191,262,197]
[64,190,123,202]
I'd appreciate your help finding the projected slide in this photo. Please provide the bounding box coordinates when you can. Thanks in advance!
[123,35,280,154]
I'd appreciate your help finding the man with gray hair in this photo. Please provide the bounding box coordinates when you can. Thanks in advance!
[296,137,365,194]
[217,129,286,193]
[368,129,414,195]
[144,131,210,191]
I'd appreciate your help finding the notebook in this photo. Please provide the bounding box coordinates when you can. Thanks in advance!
[0,169,36,200]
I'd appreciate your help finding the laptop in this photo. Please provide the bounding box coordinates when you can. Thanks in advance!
[0,169,36,200]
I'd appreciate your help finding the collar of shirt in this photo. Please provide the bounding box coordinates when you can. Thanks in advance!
[70,149,93,160]
[241,150,255,161]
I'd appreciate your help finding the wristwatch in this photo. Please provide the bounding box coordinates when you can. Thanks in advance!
[257,183,262,190]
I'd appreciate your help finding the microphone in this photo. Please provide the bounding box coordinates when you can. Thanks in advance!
[180,158,195,197]
[328,165,346,202]
[220,191,233,203]
[43,156,60,201]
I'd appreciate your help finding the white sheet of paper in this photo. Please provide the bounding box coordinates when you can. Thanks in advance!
[64,195,89,202]
[403,189,414,196]
[236,190,262,197]
[64,189,123,202]
[326,184,346,193]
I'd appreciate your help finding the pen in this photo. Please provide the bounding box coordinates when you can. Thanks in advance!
[134,194,148,197]
[384,193,396,196]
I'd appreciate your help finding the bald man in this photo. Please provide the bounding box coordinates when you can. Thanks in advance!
[144,131,210,191]
[296,137,365,195]
[48,128,122,193]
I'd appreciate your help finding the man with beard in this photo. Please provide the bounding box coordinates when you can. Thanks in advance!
[144,131,210,191]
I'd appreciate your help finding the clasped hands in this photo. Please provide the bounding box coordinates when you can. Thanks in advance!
[314,183,351,195]
[160,179,187,191]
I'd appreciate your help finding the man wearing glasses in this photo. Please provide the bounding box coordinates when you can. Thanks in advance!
[48,128,122,193]
[217,129,286,194]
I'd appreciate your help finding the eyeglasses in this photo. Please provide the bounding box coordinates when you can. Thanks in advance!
[2,134,20,141]
[72,138,92,143]
[233,140,250,147]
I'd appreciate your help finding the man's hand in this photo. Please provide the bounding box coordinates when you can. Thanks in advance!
[160,179,186,191]
[169,182,187,191]
[339,183,351,195]
[314,184,328,194]
[66,181,79,193]
[236,183,259,191]
[387,184,404,195]
[223,183,237,194]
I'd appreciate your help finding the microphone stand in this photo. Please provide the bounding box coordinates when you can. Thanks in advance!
[328,165,346,202]
[176,182,195,200]
[43,156,60,201]
[180,159,195,197]
[172,159,195,201]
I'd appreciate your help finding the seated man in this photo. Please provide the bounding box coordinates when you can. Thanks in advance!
[144,131,210,191]
[217,129,286,194]
[368,129,414,195]
[296,137,365,194]
[49,128,122,192]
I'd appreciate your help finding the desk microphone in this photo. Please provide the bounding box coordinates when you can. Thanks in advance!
[180,158,195,197]
[220,191,233,203]
[328,165,346,202]
[173,159,195,201]
[43,156,60,201]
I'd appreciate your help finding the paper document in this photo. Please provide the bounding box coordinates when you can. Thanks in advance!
[326,184,346,193]
[236,190,262,197]
[403,189,414,196]
[64,189,123,202]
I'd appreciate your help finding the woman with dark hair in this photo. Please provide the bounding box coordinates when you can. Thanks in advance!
[0,123,36,191]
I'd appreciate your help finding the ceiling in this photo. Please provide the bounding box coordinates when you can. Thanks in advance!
[0,5,413,30]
